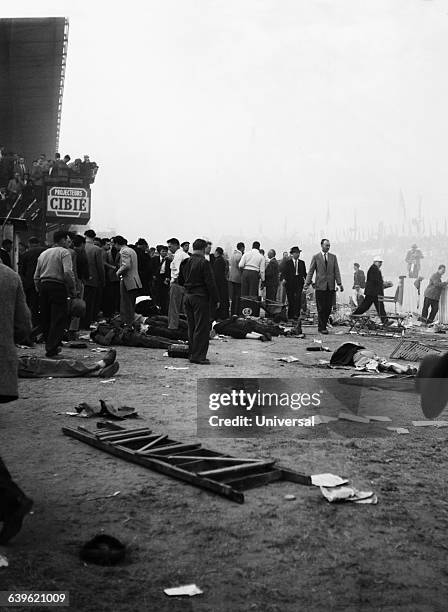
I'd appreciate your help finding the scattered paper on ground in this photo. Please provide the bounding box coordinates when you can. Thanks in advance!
[164,584,203,597]
[275,356,299,363]
[320,486,376,504]
[0,554,8,568]
[338,412,370,424]
[311,474,349,487]
[313,415,338,425]
[387,427,410,434]
[354,495,378,504]
[165,366,189,370]
[284,494,296,500]
[100,378,116,384]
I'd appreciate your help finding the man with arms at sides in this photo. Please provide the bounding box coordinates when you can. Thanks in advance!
[352,255,389,324]
[228,242,244,316]
[151,245,171,315]
[167,237,189,330]
[281,246,307,321]
[305,238,343,334]
[265,249,279,303]
[178,238,219,365]
[34,230,76,356]
[113,235,142,326]
[82,229,105,328]
[239,240,265,299]
[0,259,33,544]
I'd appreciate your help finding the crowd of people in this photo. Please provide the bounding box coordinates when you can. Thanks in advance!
[0,146,99,205]
[1,230,447,366]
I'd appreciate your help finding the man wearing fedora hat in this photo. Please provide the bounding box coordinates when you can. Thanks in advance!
[352,255,389,324]
[281,246,307,320]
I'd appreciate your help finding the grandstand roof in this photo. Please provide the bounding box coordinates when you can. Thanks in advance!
[0,17,68,163]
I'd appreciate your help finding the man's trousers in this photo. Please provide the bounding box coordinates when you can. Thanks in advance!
[184,294,211,362]
[39,281,68,356]
[421,297,439,323]
[120,282,139,326]
[240,270,260,298]
[168,282,185,329]
[315,289,335,331]
[353,294,388,323]
[228,281,242,316]
[285,280,304,319]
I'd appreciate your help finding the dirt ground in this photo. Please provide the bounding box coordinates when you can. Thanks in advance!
[1,326,448,612]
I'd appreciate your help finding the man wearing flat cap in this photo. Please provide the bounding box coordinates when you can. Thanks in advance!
[352,255,389,324]
[281,246,307,320]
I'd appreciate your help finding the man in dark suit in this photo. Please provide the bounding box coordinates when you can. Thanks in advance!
[282,246,307,320]
[352,256,389,324]
[178,238,219,365]
[265,249,279,302]
[82,229,106,328]
[150,245,171,315]
[305,238,343,334]
[18,237,46,326]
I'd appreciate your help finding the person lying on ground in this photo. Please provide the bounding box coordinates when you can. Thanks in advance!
[18,349,119,378]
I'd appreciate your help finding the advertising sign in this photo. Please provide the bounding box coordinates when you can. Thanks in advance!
[46,186,91,224]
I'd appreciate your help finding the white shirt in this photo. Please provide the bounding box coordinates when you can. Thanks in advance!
[170,248,189,281]
[239,248,265,281]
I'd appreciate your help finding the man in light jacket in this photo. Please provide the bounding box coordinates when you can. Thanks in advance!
[239,240,265,299]
[305,238,343,334]
[228,242,245,315]
[113,235,142,326]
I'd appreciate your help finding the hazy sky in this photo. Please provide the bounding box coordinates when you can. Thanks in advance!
[5,0,448,244]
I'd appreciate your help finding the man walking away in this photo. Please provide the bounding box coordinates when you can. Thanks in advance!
[179,238,219,365]
[352,256,389,324]
[34,230,76,357]
[82,229,105,328]
[265,249,279,302]
[305,238,343,334]
[422,265,447,324]
[167,238,189,330]
[229,242,244,315]
[113,235,142,326]
[239,241,265,299]
[282,246,307,320]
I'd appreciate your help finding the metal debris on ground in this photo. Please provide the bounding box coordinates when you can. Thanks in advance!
[389,338,441,361]
[164,584,203,597]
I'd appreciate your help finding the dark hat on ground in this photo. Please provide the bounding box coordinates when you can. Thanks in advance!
[416,353,448,418]
[290,246,301,254]
[80,534,126,565]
